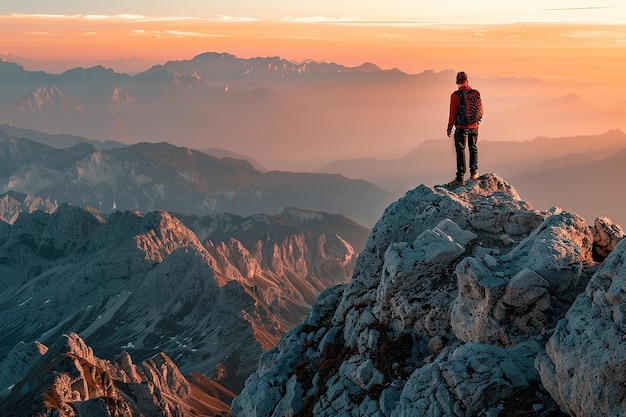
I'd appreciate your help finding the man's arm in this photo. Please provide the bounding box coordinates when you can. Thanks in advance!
[447,92,459,137]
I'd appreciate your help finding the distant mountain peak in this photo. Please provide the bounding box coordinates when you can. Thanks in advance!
[554,92,586,104]
[23,85,66,108]
[602,128,625,136]
[161,51,388,81]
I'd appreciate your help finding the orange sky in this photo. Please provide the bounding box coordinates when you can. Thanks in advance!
[1,13,625,86]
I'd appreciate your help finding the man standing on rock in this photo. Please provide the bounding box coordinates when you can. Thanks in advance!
[446,71,481,187]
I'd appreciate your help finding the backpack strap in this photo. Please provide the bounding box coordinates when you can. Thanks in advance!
[455,89,470,104]
[455,90,468,124]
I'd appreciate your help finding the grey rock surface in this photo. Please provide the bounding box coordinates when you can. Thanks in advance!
[537,227,626,416]
[232,174,618,417]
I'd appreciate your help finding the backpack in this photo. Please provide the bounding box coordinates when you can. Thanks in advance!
[455,89,483,125]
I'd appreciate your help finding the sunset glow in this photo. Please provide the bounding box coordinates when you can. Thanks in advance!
[1,1,626,85]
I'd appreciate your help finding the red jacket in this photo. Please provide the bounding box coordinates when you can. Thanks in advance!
[447,84,479,132]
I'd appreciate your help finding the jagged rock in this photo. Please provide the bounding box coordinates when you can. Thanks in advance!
[499,210,593,296]
[536,237,626,417]
[0,333,233,417]
[0,190,56,224]
[232,174,609,417]
[391,341,542,417]
[452,210,594,346]
[372,219,470,336]
[205,231,354,325]
[591,215,625,259]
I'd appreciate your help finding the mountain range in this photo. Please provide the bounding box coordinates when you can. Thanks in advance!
[1,52,624,171]
[0,198,366,401]
[1,52,159,75]
[0,130,394,227]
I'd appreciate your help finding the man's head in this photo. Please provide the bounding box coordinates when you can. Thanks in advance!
[456,71,468,85]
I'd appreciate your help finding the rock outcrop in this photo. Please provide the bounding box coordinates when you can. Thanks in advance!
[0,333,233,417]
[232,174,623,417]
[536,224,626,417]
[0,190,56,224]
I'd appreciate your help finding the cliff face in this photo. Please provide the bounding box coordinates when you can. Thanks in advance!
[232,174,625,417]
[537,216,626,417]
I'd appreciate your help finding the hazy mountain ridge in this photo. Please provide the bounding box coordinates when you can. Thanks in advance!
[319,129,626,225]
[510,144,626,225]
[0,123,125,150]
[159,52,386,81]
[2,52,623,171]
[0,123,264,171]
[319,129,626,187]
[0,132,393,227]
[1,53,159,75]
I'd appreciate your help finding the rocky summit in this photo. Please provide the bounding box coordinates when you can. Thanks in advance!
[232,173,626,417]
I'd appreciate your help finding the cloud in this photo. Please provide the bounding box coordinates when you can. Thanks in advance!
[7,13,216,23]
[280,16,362,23]
[132,29,223,38]
[379,33,406,38]
[216,15,259,23]
[10,13,80,19]
[7,12,432,27]
[279,16,434,26]
[545,7,611,11]
[164,30,223,37]
[22,31,55,36]
[7,12,263,24]
[565,29,626,45]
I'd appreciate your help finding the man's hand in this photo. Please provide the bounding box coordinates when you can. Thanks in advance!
[447,130,452,137]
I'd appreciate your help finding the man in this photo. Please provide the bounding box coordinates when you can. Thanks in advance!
[446,71,479,186]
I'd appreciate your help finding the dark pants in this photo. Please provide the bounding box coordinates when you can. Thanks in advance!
[454,127,478,180]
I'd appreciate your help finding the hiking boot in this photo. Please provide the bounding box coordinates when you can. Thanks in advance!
[470,173,479,181]
[446,178,464,187]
